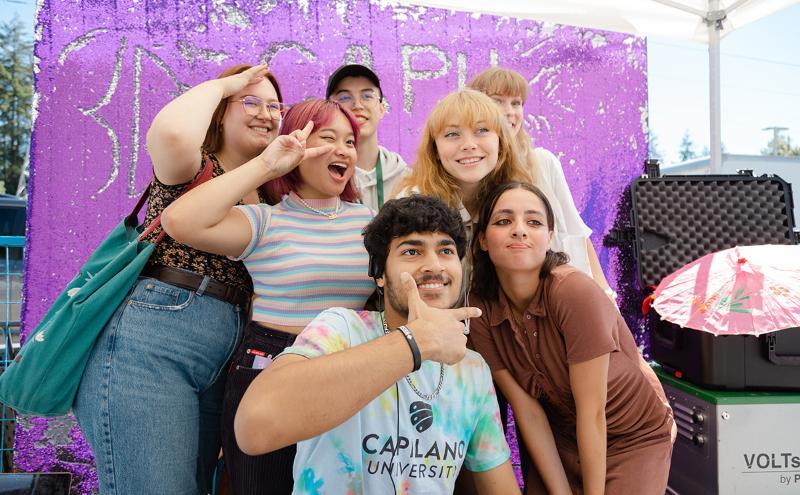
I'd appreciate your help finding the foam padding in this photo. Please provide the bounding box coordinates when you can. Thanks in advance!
[631,176,796,286]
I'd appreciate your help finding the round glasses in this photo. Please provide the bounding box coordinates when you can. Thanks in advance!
[233,96,286,120]
[331,90,381,108]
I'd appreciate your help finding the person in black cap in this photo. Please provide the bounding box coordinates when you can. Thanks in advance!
[327,64,409,210]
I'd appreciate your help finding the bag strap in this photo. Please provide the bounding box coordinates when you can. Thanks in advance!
[134,158,216,243]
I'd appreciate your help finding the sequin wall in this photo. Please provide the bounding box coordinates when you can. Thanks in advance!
[24,0,647,492]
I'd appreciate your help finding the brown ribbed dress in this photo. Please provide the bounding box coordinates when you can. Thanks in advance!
[469,265,674,494]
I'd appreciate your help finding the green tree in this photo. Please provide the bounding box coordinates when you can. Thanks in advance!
[0,16,33,195]
[761,134,800,157]
[647,130,663,162]
[677,130,698,162]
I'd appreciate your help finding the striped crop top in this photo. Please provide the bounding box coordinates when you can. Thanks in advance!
[234,191,376,327]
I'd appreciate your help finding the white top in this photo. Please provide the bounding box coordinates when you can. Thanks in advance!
[534,147,593,276]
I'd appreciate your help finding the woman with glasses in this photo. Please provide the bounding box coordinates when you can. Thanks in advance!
[73,64,284,495]
[163,99,375,494]
[468,181,674,495]
[467,67,614,299]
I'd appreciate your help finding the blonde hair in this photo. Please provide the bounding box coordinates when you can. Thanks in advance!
[396,89,530,213]
[467,67,546,190]
[468,67,528,101]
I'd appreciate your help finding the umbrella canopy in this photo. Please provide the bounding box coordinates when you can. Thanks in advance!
[405,1,796,42]
[407,0,798,171]
[652,245,800,335]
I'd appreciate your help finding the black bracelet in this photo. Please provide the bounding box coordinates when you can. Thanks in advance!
[397,325,421,372]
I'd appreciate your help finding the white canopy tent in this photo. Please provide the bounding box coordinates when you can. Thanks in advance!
[406,0,799,172]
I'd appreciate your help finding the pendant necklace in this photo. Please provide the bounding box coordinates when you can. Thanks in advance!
[295,196,341,220]
[381,313,445,401]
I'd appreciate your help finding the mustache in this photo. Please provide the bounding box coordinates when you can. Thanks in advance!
[415,274,449,284]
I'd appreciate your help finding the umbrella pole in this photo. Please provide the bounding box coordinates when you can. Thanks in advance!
[708,0,723,173]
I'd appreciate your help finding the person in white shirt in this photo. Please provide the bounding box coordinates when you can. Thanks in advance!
[468,67,614,300]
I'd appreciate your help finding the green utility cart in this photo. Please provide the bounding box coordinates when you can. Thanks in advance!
[656,367,800,494]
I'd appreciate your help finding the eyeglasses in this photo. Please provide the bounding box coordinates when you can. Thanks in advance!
[331,90,381,108]
[233,96,286,120]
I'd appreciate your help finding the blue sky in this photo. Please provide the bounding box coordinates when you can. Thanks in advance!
[2,0,799,165]
[648,3,800,164]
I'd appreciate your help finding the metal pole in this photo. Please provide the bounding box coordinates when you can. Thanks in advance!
[708,0,723,173]
[762,126,789,155]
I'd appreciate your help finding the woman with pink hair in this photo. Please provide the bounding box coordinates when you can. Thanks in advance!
[164,99,375,494]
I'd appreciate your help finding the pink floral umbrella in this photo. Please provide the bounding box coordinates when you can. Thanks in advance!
[652,245,800,336]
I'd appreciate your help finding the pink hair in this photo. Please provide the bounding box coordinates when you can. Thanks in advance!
[265,99,360,203]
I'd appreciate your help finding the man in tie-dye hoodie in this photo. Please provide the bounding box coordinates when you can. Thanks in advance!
[234,195,520,494]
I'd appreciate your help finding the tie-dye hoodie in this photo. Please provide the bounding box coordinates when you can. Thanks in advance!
[280,308,510,495]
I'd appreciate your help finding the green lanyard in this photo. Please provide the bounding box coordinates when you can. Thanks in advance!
[375,153,384,208]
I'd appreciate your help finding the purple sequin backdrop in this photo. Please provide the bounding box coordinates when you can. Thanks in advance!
[23,1,647,492]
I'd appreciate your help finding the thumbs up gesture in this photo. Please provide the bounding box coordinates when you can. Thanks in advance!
[400,272,481,365]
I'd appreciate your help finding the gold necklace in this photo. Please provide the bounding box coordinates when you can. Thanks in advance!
[295,196,341,220]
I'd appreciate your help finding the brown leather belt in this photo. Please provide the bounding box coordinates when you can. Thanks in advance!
[141,265,251,309]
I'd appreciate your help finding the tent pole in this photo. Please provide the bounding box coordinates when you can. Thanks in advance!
[709,0,723,173]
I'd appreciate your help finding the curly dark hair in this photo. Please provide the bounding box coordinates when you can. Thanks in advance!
[362,195,467,279]
[471,181,569,300]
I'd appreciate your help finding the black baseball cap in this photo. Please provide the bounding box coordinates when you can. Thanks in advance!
[326,64,383,99]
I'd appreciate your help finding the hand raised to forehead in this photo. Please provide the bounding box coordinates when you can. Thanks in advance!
[221,64,270,98]
[400,272,481,365]
[258,121,334,178]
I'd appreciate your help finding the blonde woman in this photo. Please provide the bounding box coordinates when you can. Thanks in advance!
[468,67,614,298]
[393,88,534,495]
[394,88,529,241]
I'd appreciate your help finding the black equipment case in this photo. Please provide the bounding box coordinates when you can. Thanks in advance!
[629,168,800,390]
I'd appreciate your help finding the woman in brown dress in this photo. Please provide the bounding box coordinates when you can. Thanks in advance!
[468,181,675,495]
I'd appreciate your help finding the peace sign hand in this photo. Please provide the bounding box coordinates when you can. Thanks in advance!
[258,121,334,178]
[400,272,482,365]
[220,64,270,98]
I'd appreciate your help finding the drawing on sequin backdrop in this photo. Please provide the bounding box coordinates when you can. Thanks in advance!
[25,1,647,491]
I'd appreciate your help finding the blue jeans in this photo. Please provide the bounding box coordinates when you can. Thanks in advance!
[74,277,245,495]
